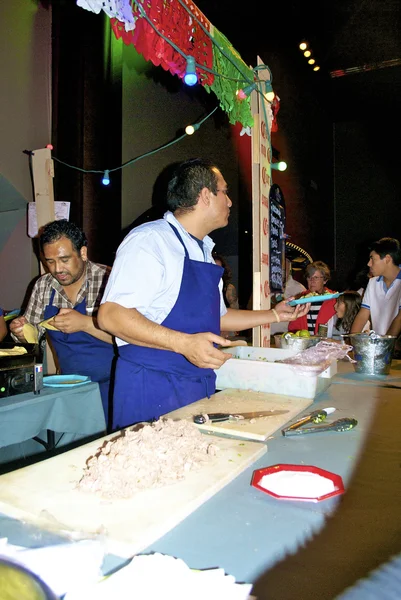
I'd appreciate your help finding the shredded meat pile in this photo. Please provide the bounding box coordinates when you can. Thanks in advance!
[77,418,220,499]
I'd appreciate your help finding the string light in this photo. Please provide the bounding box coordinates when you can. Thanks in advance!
[102,170,110,185]
[271,161,288,172]
[303,50,311,58]
[264,81,275,102]
[313,65,320,72]
[308,58,316,65]
[299,41,308,51]
[236,82,257,99]
[185,123,200,135]
[184,56,198,86]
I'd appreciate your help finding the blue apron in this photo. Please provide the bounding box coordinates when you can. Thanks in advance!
[44,289,115,423]
[113,223,224,429]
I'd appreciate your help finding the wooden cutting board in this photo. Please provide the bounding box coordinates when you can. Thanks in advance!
[0,430,266,558]
[166,389,314,441]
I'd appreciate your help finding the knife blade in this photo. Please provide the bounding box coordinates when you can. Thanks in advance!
[193,410,289,424]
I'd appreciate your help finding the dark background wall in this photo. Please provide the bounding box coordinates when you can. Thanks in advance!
[1,1,400,312]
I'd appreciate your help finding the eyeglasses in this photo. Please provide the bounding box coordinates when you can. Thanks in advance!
[307,275,324,281]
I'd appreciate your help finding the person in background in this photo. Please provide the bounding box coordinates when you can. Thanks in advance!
[0,308,7,342]
[212,251,239,338]
[212,252,239,310]
[351,237,401,335]
[98,158,310,430]
[10,220,115,425]
[270,258,306,336]
[328,291,366,339]
[288,260,337,335]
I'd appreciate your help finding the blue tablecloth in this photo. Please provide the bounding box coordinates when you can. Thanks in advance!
[0,382,106,465]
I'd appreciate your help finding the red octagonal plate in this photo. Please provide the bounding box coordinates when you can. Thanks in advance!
[251,463,345,503]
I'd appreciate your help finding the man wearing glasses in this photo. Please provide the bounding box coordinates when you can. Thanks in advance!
[98,158,309,430]
[288,260,337,335]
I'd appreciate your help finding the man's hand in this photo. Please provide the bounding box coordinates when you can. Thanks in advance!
[52,308,89,334]
[9,316,28,342]
[275,299,311,322]
[178,332,233,369]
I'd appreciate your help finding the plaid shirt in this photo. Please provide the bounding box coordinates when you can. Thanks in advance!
[23,260,111,327]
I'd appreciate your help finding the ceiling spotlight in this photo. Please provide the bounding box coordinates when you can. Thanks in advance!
[308,58,316,65]
[299,42,308,51]
[313,65,320,72]
[303,50,311,58]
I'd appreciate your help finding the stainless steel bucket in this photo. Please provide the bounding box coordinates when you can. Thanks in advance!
[342,332,397,375]
[274,334,321,352]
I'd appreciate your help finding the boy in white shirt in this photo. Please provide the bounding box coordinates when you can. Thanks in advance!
[351,237,401,335]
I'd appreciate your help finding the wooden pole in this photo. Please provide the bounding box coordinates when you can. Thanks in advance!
[31,147,58,374]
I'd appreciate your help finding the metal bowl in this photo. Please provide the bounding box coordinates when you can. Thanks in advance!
[274,334,321,352]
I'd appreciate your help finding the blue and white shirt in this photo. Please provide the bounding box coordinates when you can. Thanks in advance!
[361,270,401,334]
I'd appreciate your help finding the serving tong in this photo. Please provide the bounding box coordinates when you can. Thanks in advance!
[282,407,357,437]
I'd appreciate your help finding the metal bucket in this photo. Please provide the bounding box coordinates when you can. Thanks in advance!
[274,334,321,352]
[342,332,397,375]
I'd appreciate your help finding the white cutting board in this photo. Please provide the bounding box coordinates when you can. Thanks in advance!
[166,389,313,441]
[0,430,266,558]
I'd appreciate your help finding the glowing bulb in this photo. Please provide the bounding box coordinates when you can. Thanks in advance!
[184,56,197,86]
[185,123,200,135]
[299,42,308,51]
[271,161,287,172]
[102,170,110,185]
[308,58,315,65]
[313,65,320,72]
[264,81,275,102]
[304,50,311,58]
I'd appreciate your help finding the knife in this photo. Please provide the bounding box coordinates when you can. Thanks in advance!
[193,410,289,424]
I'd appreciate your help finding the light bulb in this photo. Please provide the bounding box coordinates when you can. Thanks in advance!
[264,81,275,102]
[102,170,110,185]
[271,161,287,172]
[304,50,311,58]
[308,58,315,65]
[185,123,200,135]
[313,65,320,72]
[299,42,308,51]
[184,56,197,86]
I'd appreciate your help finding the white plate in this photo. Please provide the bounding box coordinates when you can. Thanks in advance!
[43,375,91,388]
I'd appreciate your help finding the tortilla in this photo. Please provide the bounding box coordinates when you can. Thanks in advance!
[23,323,39,344]
[38,317,59,331]
[0,346,28,356]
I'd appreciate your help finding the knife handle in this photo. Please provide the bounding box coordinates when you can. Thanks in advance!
[193,413,229,424]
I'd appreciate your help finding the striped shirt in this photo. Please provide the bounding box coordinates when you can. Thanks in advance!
[22,260,110,331]
[306,300,324,334]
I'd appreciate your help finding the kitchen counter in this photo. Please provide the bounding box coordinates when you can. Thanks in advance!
[0,360,400,599]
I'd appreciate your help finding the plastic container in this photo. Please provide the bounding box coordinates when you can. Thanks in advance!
[215,346,337,399]
[341,332,397,375]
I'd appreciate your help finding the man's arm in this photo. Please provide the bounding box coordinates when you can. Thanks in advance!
[52,308,114,344]
[98,302,232,369]
[220,300,310,332]
[350,307,371,333]
[386,308,401,337]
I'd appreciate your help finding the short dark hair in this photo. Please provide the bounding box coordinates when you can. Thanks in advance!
[39,220,87,253]
[370,237,401,265]
[166,158,219,212]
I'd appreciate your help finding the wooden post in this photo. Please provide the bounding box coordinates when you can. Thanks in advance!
[250,57,273,347]
[31,147,58,374]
